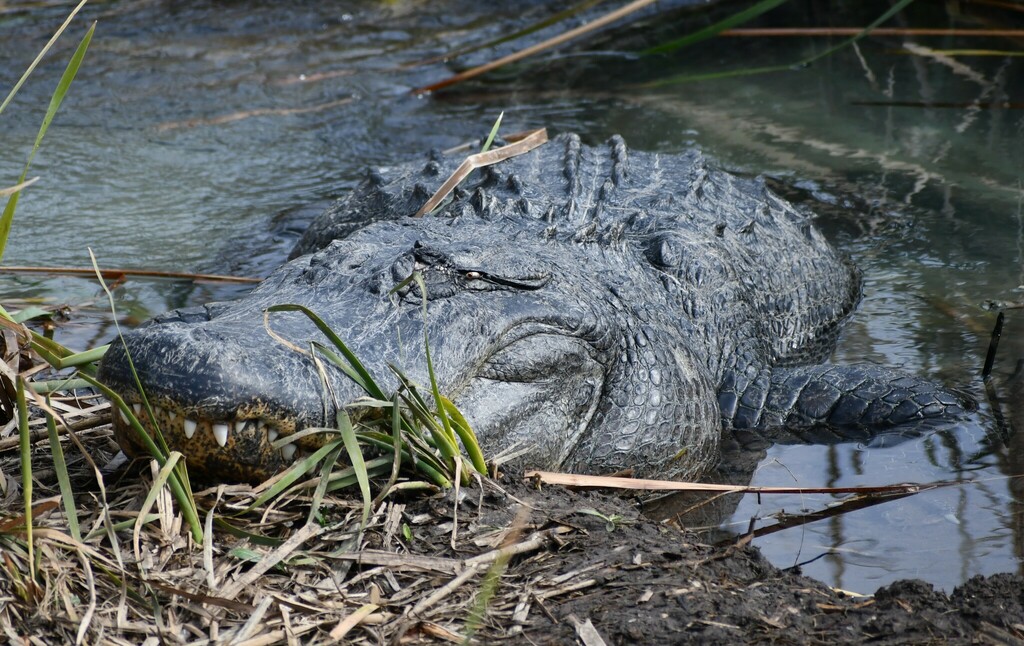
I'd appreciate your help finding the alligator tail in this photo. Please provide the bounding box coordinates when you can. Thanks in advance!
[719,364,975,446]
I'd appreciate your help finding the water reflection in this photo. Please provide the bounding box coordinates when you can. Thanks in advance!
[2,0,1023,593]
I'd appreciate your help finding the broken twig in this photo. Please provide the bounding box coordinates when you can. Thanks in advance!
[413,128,548,217]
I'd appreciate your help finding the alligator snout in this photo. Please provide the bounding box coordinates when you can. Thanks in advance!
[99,309,363,482]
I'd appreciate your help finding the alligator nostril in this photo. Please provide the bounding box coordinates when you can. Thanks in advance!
[391,252,416,284]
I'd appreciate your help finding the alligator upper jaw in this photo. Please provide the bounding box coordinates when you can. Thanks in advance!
[109,394,337,483]
[96,310,368,482]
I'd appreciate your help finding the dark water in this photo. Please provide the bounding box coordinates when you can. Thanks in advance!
[2,0,1023,593]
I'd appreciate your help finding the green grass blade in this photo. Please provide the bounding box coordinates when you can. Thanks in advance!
[342,396,396,411]
[266,425,336,449]
[324,461,393,494]
[133,451,184,555]
[326,458,393,494]
[411,273,459,452]
[266,304,387,401]
[79,373,203,543]
[33,344,108,369]
[81,561,148,606]
[356,423,444,475]
[29,377,92,394]
[386,481,438,495]
[28,343,75,374]
[59,344,108,366]
[387,271,418,296]
[338,411,372,527]
[212,518,284,547]
[321,472,362,493]
[80,377,168,457]
[801,0,915,65]
[87,250,173,450]
[308,442,343,526]
[356,432,451,488]
[16,378,35,583]
[642,0,789,55]
[45,409,80,542]
[643,0,915,87]
[439,394,486,474]
[85,514,161,541]
[410,0,609,68]
[360,422,449,476]
[391,393,466,479]
[309,341,370,393]
[480,112,504,153]
[0,21,95,263]
[464,555,511,641]
[390,390,403,459]
[389,366,460,460]
[25,332,75,359]
[9,306,50,323]
[372,391,405,504]
[643,63,793,86]
[0,0,89,116]
[315,455,392,488]
[240,439,344,512]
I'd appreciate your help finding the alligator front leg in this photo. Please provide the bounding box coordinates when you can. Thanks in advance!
[718,364,975,446]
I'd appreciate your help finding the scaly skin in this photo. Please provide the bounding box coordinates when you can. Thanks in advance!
[98,134,973,483]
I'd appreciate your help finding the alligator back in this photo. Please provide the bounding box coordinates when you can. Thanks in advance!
[296,133,861,380]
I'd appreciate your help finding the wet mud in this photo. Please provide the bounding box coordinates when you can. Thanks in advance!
[421,477,1024,644]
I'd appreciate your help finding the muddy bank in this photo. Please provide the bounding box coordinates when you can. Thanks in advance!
[2,415,1022,644]
[358,476,1024,644]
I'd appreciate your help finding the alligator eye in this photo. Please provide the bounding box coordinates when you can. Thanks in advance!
[459,269,549,290]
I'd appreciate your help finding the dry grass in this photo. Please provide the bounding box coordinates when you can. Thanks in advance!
[0,399,621,644]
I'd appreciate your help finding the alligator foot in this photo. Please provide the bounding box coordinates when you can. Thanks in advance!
[720,363,975,446]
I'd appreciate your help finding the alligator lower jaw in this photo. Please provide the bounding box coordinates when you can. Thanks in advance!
[110,398,328,483]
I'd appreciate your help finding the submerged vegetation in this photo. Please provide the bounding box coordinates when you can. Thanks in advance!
[413,0,918,92]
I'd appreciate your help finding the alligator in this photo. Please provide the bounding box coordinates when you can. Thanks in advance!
[97,133,973,483]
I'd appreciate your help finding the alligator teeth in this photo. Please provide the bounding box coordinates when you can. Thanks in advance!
[267,428,279,443]
[281,443,297,461]
[183,419,198,439]
[132,403,142,415]
[234,420,247,434]
[213,423,229,447]
[168,409,177,421]
[119,409,129,424]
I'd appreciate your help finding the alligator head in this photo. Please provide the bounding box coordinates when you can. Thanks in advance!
[99,214,721,483]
